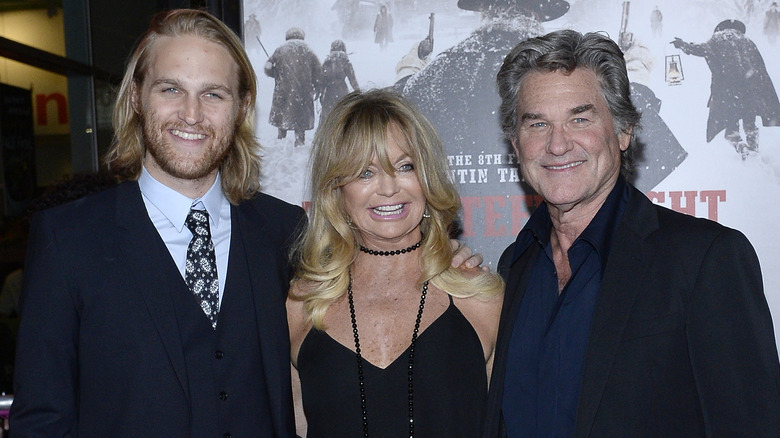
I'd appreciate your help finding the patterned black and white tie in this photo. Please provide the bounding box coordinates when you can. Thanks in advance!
[185,208,219,329]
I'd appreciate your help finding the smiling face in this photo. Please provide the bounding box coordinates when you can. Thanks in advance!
[132,34,246,192]
[512,68,630,217]
[341,126,426,250]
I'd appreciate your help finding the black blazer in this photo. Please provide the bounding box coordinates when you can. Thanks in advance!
[485,184,780,437]
[11,182,304,437]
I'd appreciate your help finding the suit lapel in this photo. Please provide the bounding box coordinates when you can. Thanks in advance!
[497,245,539,365]
[115,182,190,399]
[485,242,540,436]
[573,188,658,438]
[232,200,292,436]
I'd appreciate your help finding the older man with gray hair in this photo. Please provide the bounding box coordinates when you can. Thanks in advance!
[485,29,780,438]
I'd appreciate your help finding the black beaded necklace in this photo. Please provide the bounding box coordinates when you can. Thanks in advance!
[347,274,428,438]
[359,237,422,256]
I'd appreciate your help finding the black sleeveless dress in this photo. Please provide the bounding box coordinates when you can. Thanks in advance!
[297,298,487,437]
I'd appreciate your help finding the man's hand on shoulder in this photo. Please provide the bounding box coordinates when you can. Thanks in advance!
[450,239,488,271]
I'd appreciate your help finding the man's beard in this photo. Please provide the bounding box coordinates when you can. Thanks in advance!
[142,114,235,181]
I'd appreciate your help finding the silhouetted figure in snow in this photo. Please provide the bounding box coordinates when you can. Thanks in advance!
[673,20,780,158]
[651,6,662,37]
[765,2,780,44]
[319,40,359,125]
[374,5,393,50]
[265,28,321,146]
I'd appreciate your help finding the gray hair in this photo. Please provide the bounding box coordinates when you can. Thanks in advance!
[496,29,641,174]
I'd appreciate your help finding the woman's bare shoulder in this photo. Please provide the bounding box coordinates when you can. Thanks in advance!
[287,281,313,364]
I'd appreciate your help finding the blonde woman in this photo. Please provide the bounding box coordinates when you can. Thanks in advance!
[287,89,503,437]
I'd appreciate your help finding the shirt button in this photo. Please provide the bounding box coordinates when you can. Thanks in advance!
[214,350,224,359]
[219,391,228,400]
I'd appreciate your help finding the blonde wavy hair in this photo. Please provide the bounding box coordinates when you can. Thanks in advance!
[105,9,261,204]
[292,89,503,329]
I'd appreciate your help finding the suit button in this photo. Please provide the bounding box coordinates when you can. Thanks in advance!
[223,433,231,438]
[214,350,224,359]
[219,391,228,400]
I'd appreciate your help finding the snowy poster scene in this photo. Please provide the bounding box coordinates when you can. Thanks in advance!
[243,0,780,347]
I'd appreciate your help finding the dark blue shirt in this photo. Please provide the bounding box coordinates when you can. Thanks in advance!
[502,177,628,438]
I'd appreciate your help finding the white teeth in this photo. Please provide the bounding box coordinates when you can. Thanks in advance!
[171,129,206,140]
[546,161,583,170]
[372,204,404,216]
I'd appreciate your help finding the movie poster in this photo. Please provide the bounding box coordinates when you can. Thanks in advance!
[243,0,780,347]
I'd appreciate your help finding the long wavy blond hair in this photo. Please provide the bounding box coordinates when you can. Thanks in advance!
[292,89,503,329]
[105,9,261,204]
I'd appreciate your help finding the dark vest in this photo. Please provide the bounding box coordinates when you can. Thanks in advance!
[170,220,275,437]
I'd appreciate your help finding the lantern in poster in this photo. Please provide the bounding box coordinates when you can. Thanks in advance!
[665,54,684,85]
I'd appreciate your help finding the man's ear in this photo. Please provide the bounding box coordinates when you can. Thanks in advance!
[130,80,141,114]
[510,137,521,157]
[238,93,252,124]
[619,126,633,152]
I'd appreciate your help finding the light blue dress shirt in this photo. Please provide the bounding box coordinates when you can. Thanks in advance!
[138,167,231,306]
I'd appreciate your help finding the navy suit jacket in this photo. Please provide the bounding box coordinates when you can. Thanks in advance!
[485,183,780,437]
[11,181,304,437]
